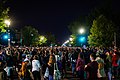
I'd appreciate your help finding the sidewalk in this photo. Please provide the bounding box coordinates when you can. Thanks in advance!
[63,70,120,80]
[63,71,80,80]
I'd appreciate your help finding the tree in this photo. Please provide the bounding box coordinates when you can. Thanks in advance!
[37,35,47,46]
[69,34,76,46]
[68,18,89,35]
[68,21,81,34]
[0,0,9,32]
[86,0,120,47]
[21,26,39,46]
[46,32,56,46]
[88,15,115,47]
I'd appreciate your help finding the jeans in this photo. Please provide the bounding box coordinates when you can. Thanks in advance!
[71,63,75,74]
[108,68,112,80]
[49,75,53,80]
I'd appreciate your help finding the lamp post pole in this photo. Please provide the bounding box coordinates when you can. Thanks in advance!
[114,32,116,49]
[79,28,85,47]
[8,29,10,47]
[4,20,11,47]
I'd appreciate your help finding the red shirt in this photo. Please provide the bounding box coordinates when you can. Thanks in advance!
[112,54,118,67]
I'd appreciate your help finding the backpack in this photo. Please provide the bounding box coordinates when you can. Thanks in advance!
[98,62,104,69]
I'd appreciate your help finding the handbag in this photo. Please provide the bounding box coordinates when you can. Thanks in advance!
[44,67,49,78]
[54,63,61,80]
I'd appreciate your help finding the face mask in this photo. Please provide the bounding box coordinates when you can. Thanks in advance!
[90,57,93,61]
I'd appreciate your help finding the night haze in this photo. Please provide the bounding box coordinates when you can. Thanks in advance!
[5,0,120,43]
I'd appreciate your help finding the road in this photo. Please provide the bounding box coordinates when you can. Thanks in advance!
[11,67,119,80]
[63,71,80,80]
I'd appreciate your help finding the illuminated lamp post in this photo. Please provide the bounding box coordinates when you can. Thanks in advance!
[4,19,11,47]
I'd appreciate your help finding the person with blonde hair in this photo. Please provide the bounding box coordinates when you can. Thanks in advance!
[95,54,106,80]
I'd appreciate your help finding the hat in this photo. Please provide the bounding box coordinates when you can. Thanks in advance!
[24,58,29,62]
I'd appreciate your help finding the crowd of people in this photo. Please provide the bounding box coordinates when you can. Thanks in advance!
[0,46,120,80]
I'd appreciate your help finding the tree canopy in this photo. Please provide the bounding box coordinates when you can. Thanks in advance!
[0,0,9,32]
[37,35,47,46]
[69,34,76,46]
[88,15,115,47]
[46,32,56,46]
[21,26,39,46]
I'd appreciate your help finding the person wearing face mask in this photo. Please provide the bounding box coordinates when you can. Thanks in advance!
[85,53,98,80]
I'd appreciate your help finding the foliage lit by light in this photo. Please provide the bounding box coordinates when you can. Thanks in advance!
[4,19,10,27]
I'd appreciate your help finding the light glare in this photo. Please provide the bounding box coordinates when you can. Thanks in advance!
[4,20,11,26]
[79,28,85,34]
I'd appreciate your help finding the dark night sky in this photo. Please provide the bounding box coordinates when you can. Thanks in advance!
[5,0,120,43]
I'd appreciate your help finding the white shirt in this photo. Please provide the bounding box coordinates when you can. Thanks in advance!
[32,60,41,72]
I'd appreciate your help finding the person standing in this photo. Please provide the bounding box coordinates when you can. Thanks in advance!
[18,58,31,80]
[95,55,106,80]
[61,51,66,78]
[112,52,119,79]
[4,51,14,80]
[71,50,76,76]
[48,50,55,80]
[76,53,85,79]
[32,55,41,80]
[105,51,112,80]
[85,53,98,80]
[0,59,7,80]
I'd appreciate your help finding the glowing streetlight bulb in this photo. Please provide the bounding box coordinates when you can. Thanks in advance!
[79,28,85,34]
[4,20,10,27]
[4,19,11,48]
[41,36,44,40]
[69,38,73,41]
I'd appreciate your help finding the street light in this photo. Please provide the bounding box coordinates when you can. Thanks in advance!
[79,28,85,34]
[79,36,86,42]
[4,20,10,26]
[69,37,73,41]
[40,36,44,41]
[4,19,11,47]
[3,34,8,39]
[78,28,86,47]
[114,32,116,49]
[65,40,69,43]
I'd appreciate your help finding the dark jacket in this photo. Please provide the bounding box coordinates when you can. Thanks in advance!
[85,61,98,80]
